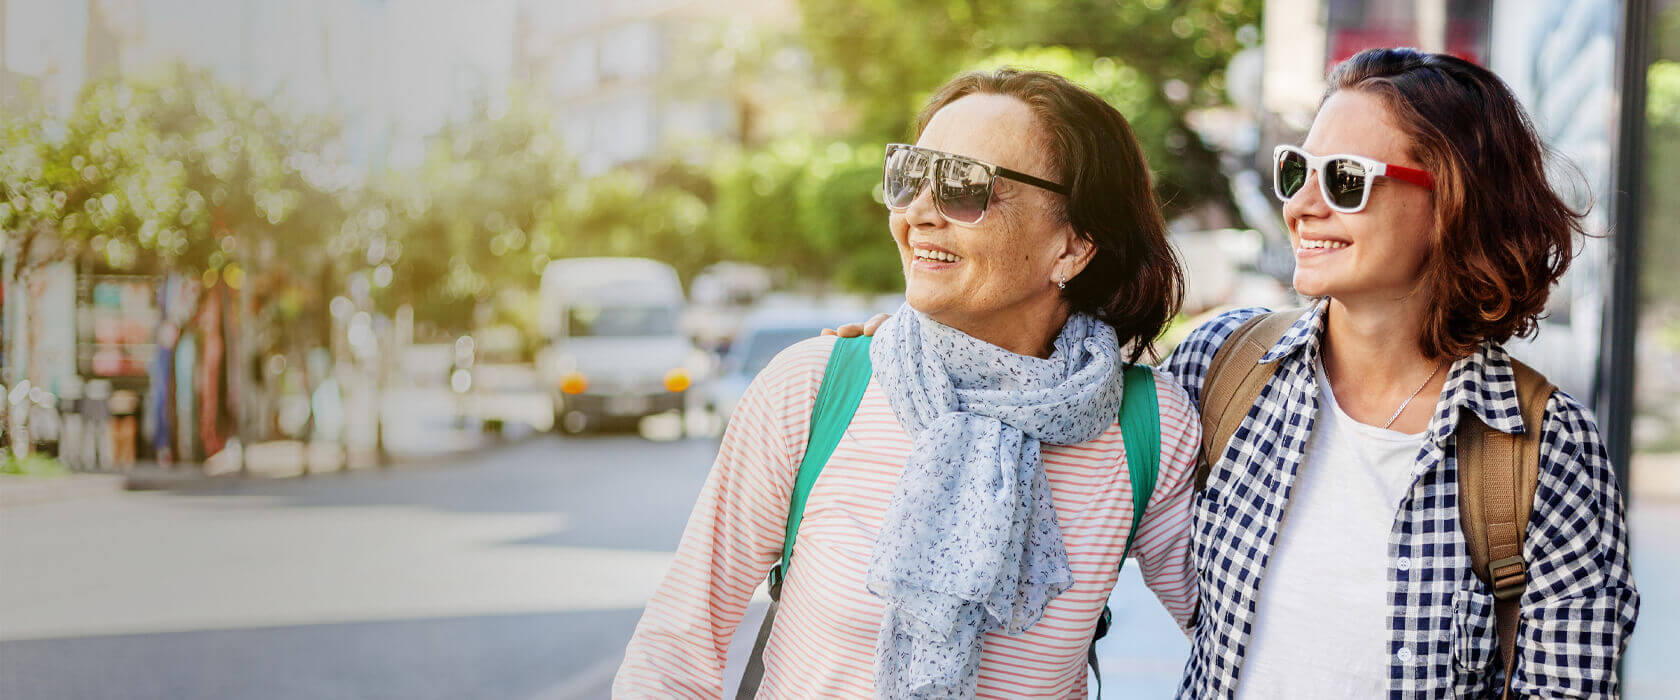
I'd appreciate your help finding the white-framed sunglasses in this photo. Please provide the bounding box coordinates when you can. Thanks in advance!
[1272,144,1435,213]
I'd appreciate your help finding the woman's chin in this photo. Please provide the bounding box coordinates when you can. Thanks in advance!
[903,293,963,324]
[1290,273,1333,300]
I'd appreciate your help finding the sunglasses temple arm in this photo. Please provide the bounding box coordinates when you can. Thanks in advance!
[1379,162,1435,189]
[996,167,1070,196]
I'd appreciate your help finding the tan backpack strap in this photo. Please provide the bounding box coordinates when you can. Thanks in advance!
[1194,310,1300,490]
[1458,358,1553,699]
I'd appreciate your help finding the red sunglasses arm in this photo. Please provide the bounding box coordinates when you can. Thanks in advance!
[1384,163,1435,189]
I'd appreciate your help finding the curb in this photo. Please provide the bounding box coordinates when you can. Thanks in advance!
[0,473,127,508]
[0,432,542,505]
[121,432,540,493]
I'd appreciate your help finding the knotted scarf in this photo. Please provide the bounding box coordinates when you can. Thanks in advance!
[866,305,1126,698]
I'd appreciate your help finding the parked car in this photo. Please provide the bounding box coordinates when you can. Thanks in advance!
[536,258,707,434]
[707,307,867,426]
[685,262,774,354]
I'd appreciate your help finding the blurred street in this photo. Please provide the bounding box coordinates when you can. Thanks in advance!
[0,435,714,700]
[0,430,1187,700]
[4,432,1676,700]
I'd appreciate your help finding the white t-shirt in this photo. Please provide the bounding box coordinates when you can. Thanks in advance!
[1234,359,1427,699]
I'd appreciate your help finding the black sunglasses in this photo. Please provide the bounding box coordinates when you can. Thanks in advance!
[882,143,1069,225]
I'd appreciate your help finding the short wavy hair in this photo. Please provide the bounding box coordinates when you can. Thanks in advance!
[1326,48,1587,360]
[915,68,1185,363]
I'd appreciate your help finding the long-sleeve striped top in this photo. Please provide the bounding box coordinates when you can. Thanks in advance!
[614,335,1201,699]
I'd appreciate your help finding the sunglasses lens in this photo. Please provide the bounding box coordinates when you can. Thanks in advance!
[935,158,991,224]
[1276,150,1308,199]
[1325,158,1369,210]
[884,147,926,209]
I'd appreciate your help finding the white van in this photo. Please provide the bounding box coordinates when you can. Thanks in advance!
[537,258,701,434]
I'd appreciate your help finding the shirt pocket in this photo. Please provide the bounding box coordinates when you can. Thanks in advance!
[1450,587,1498,673]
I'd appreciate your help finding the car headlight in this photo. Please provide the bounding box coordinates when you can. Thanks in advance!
[663,368,691,393]
[560,372,589,395]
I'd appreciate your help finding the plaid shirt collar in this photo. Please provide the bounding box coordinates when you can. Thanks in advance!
[1258,299,1528,444]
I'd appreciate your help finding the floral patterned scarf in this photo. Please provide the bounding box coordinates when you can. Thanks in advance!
[867,304,1125,698]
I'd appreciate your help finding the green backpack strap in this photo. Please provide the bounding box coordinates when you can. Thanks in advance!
[1117,363,1160,570]
[769,335,874,588]
[1090,364,1161,698]
[739,336,874,699]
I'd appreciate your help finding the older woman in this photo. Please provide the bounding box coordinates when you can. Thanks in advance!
[1166,48,1638,698]
[613,69,1201,698]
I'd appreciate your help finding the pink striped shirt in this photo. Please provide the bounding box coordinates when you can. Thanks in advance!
[615,335,1200,698]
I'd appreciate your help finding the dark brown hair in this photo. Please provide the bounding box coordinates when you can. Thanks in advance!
[915,68,1184,362]
[1326,48,1586,360]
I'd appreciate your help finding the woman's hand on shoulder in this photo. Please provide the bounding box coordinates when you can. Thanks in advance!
[822,314,891,338]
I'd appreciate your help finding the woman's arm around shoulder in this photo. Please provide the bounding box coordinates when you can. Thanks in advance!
[612,335,837,699]
[1130,367,1204,637]
[1158,307,1271,410]
[1512,389,1639,698]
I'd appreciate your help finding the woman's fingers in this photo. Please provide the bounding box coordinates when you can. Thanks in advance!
[826,313,892,338]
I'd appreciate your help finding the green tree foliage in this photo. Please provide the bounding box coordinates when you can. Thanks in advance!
[368,91,572,327]
[0,80,181,273]
[2,65,348,283]
[557,167,717,278]
[794,0,1261,219]
[1645,58,1680,307]
[371,94,724,328]
[710,139,901,292]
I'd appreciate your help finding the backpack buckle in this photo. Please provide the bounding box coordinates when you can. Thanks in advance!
[1489,555,1526,601]
[768,562,785,588]
[1092,605,1112,641]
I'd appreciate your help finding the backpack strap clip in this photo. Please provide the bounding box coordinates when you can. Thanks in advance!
[1489,555,1526,601]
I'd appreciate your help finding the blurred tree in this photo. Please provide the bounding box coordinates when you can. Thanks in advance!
[556,166,718,280]
[1,78,179,450]
[2,65,354,449]
[372,90,573,329]
[374,93,722,332]
[70,66,353,283]
[1645,58,1680,306]
[0,81,178,282]
[794,0,1261,221]
[710,141,817,278]
[793,143,902,291]
[709,138,902,292]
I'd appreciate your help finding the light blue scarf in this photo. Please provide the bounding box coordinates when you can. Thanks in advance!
[866,304,1126,699]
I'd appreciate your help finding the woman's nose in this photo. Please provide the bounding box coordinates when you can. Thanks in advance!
[1282,170,1331,221]
[902,178,944,227]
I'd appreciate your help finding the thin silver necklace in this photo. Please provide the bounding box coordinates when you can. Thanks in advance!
[1383,360,1446,429]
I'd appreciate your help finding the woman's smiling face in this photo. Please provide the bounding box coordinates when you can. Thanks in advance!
[1283,89,1438,303]
[889,94,1088,336]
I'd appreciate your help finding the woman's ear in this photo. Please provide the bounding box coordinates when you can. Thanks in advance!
[1057,228,1097,282]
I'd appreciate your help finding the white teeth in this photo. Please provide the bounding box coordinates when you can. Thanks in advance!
[915,249,960,263]
[1299,239,1350,250]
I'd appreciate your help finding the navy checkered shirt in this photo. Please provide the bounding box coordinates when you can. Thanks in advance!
[1161,302,1638,699]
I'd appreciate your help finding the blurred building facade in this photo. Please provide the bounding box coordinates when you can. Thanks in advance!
[513,0,841,175]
